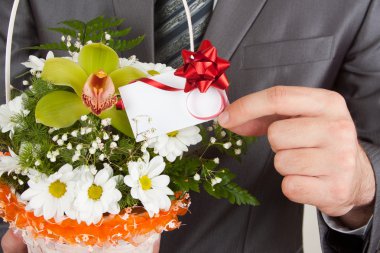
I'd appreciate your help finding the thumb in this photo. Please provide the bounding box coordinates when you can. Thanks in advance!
[1,229,27,253]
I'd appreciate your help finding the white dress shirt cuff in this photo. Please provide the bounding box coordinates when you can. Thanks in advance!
[322,213,373,237]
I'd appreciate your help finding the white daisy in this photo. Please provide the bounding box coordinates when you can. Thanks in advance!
[124,155,174,217]
[20,164,76,222]
[21,51,54,73]
[148,126,202,162]
[131,62,174,76]
[0,95,30,136]
[0,149,21,176]
[70,164,122,225]
[119,55,138,68]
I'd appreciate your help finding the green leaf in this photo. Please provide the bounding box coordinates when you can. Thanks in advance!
[41,58,87,96]
[78,43,119,75]
[108,35,145,52]
[110,66,147,90]
[35,91,90,128]
[49,27,77,37]
[27,42,68,51]
[59,19,85,30]
[108,27,131,38]
[203,181,260,206]
[99,107,134,137]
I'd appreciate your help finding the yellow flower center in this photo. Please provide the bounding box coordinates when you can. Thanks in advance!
[49,180,67,198]
[88,184,103,200]
[95,70,108,78]
[167,130,179,137]
[139,175,152,190]
[147,70,160,76]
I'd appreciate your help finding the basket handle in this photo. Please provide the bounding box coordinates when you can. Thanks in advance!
[181,0,195,52]
[4,0,193,103]
[5,0,20,103]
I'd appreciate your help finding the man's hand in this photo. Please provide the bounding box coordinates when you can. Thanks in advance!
[218,86,375,229]
[1,229,27,253]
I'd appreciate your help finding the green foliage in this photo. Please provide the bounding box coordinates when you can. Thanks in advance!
[117,178,139,209]
[0,15,261,211]
[204,181,260,206]
[29,16,144,53]
[167,158,201,193]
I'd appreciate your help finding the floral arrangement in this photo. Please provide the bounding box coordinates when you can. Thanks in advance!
[0,17,258,250]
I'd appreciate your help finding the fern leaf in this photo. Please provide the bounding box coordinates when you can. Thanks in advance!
[59,19,85,30]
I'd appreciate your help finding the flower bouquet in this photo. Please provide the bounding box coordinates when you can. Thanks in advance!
[0,15,258,253]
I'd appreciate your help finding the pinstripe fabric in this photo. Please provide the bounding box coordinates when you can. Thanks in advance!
[155,0,214,68]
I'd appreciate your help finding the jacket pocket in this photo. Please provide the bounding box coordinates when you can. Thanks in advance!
[242,36,334,69]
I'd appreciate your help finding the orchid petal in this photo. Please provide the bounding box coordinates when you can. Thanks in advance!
[109,66,147,91]
[36,91,90,128]
[78,43,119,75]
[82,73,117,115]
[99,107,133,137]
[42,58,87,96]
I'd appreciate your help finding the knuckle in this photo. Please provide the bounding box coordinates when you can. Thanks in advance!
[274,153,286,175]
[330,119,356,141]
[328,91,346,107]
[330,182,351,205]
[267,123,280,151]
[235,99,252,117]
[339,150,356,169]
[281,177,299,199]
[266,86,288,107]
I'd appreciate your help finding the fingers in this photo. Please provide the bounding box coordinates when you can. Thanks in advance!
[275,148,330,177]
[281,175,325,206]
[219,86,348,129]
[229,115,284,136]
[1,230,27,253]
[267,117,334,151]
[282,175,355,217]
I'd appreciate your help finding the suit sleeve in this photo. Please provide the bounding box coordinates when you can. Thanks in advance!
[319,0,380,252]
[0,0,39,104]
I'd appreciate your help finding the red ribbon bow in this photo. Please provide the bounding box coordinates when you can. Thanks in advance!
[174,40,230,93]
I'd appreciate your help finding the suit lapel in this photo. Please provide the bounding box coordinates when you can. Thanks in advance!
[204,0,268,60]
[112,0,155,61]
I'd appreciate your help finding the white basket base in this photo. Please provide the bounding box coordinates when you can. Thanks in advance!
[22,232,160,253]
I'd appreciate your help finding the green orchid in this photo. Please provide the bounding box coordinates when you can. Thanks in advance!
[36,43,147,137]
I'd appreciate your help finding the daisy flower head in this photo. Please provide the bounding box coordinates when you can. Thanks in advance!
[20,164,76,222]
[0,149,20,176]
[124,155,174,217]
[148,126,202,162]
[131,62,174,76]
[0,95,30,136]
[71,164,122,225]
[21,51,54,74]
[119,55,137,68]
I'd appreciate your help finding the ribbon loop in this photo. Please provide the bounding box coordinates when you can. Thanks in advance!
[175,40,230,93]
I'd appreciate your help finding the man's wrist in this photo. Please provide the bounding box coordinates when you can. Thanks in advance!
[338,142,375,229]
[338,202,374,230]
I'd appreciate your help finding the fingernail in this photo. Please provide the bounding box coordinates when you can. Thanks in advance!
[218,111,229,126]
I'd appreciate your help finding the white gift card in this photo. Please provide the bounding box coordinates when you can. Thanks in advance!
[119,71,229,141]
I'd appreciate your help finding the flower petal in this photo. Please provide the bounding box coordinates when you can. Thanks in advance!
[147,156,165,178]
[35,91,90,128]
[151,175,170,188]
[42,58,88,95]
[94,168,110,186]
[82,73,117,115]
[124,175,137,188]
[78,43,119,75]
[99,106,133,137]
[109,66,147,91]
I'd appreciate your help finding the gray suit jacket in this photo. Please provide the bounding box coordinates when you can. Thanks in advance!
[1,0,380,252]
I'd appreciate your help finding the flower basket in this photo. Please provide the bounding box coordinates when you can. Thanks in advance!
[0,1,258,251]
[0,183,189,251]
